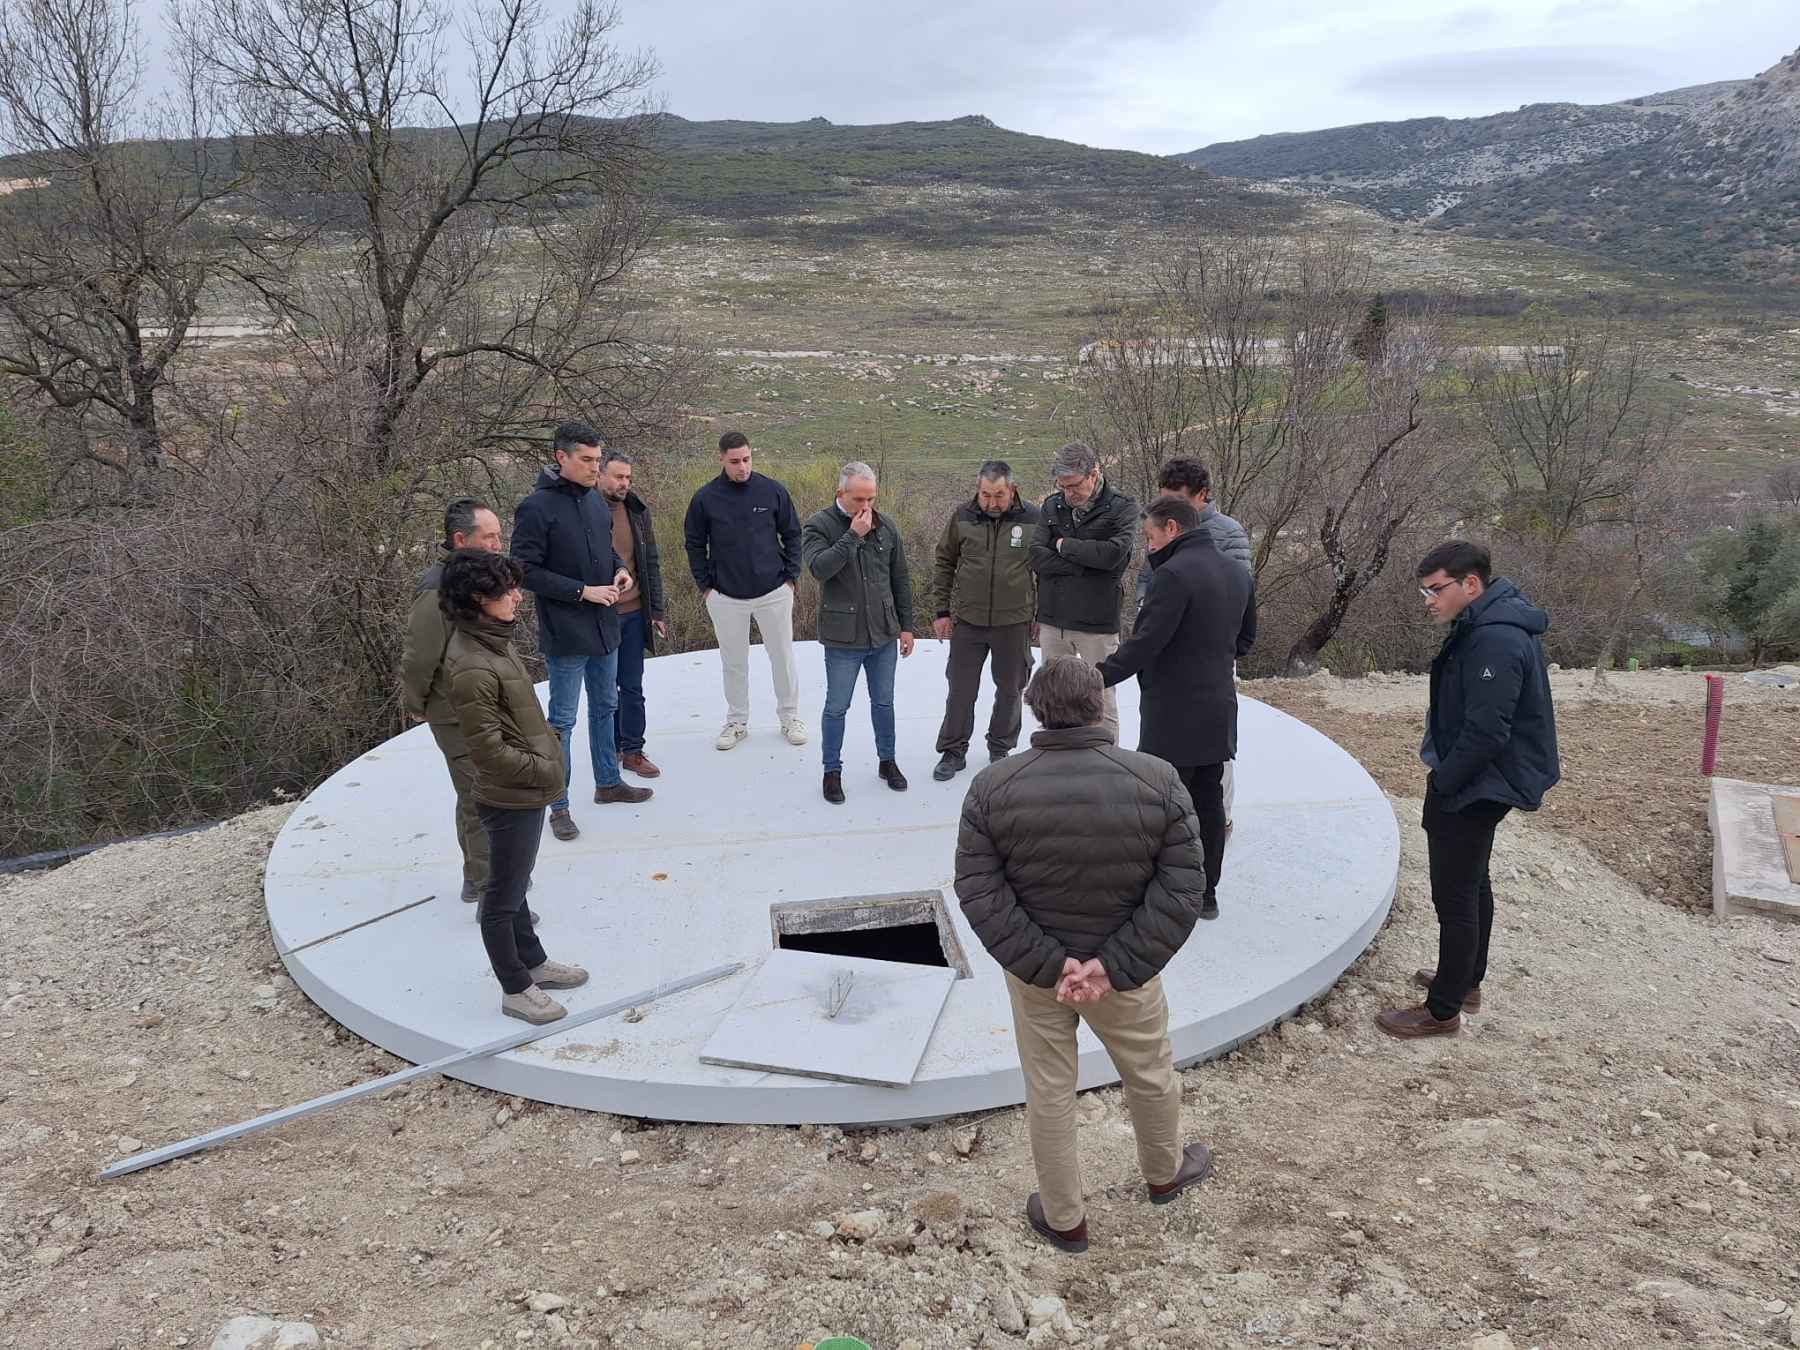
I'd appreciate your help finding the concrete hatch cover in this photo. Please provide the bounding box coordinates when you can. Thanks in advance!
[699,950,955,1087]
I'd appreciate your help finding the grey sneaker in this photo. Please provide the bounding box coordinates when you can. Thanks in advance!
[527,959,589,990]
[501,985,566,1025]
[549,809,579,841]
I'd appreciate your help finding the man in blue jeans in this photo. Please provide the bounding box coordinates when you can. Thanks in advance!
[596,450,668,779]
[513,421,655,842]
[800,461,916,803]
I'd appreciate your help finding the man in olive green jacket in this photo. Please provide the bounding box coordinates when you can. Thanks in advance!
[801,461,915,804]
[401,498,503,903]
[931,460,1040,781]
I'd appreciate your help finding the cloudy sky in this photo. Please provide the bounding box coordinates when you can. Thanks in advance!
[611,1,1795,153]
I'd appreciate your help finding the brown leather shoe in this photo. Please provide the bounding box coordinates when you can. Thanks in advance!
[1414,968,1482,1013]
[594,783,653,805]
[548,809,579,842]
[1148,1142,1214,1205]
[1376,1004,1461,1039]
[1025,1193,1088,1254]
[620,752,661,779]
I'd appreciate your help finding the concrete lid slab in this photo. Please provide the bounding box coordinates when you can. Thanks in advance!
[267,640,1400,1124]
[1710,776,1800,921]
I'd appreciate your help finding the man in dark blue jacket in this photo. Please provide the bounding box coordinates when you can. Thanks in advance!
[1379,541,1560,1039]
[513,421,654,844]
[683,431,807,750]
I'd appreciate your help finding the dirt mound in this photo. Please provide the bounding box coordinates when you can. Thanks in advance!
[2,795,1797,1348]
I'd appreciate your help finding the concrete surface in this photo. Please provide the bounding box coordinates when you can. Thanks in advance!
[1709,776,1800,922]
[266,640,1400,1125]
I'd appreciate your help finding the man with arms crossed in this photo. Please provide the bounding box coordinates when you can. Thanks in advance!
[683,431,808,749]
[1378,541,1559,1039]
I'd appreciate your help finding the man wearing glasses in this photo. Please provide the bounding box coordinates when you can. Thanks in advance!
[1379,542,1560,1039]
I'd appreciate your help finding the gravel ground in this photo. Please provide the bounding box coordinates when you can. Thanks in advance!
[3,703,1799,1348]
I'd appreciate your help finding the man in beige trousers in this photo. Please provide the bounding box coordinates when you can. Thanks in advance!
[954,656,1214,1253]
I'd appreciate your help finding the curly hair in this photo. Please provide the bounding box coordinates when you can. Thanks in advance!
[439,548,523,622]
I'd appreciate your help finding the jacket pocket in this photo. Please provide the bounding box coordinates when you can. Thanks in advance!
[818,603,859,644]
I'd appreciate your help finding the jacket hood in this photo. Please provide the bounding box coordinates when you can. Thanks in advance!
[1464,577,1548,637]
[535,465,590,494]
[1148,528,1215,567]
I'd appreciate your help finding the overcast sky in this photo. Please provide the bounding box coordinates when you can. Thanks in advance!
[611,1,1796,153]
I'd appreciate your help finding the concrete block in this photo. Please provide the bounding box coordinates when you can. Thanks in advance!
[1710,776,1800,922]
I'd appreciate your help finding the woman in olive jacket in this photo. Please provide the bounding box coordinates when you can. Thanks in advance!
[440,549,590,1025]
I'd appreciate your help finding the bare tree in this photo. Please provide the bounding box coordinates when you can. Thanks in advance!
[180,0,682,475]
[0,0,241,500]
[1769,460,1800,511]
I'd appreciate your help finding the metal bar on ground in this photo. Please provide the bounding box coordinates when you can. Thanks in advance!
[98,962,744,1181]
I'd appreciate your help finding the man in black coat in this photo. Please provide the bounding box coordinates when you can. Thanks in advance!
[597,450,668,780]
[1097,497,1255,921]
[512,421,654,844]
[1030,441,1138,743]
[1379,541,1560,1040]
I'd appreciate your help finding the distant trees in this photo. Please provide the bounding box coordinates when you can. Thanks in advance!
[1697,516,1800,664]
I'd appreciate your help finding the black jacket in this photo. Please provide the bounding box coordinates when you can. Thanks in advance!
[1423,578,1561,813]
[955,725,1206,991]
[801,505,914,648]
[682,471,803,600]
[511,466,626,659]
[1097,529,1256,768]
[611,489,667,655]
[1030,479,1138,634]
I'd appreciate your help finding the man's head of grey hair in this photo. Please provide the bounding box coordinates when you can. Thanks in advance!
[977,459,1012,486]
[1024,656,1105,731]
[837,460,878,491]
[1051,441,1098,482]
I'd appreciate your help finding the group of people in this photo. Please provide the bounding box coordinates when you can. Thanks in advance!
[398,419,1561,1253]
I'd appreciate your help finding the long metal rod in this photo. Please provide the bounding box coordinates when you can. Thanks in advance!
[99,962,744,1181]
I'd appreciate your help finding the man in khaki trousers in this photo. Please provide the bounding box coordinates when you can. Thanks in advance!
[954,657,1214,1253]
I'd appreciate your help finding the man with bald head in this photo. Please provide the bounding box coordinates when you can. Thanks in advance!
[802,461,916,804]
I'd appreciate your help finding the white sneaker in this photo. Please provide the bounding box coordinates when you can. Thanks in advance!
[781,718,809,746]
[527,959,589,990]
[501,985,566,1025]
[715,721,749,751]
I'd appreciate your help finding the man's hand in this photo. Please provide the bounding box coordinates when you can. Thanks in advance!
[408,713,425,724]
[613,568,632,590]
[932,616,953,640]
[582,583,621,606]
[1056,958,1113,1005]
[701,588,713,602]
[785,579,797,591]
[898,631,915,658]
[1055,536,1065,554]
[653,618,667,640]
[850,506,874,538]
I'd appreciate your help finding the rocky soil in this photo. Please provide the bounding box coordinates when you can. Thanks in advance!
[3,690,1799,1349]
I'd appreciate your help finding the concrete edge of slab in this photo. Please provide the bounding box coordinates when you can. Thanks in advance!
[1709,776,1800,922]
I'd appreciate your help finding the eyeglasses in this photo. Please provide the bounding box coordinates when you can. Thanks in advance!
[1418,580,1460,600]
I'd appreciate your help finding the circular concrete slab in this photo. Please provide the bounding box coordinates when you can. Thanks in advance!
[267,641,1398,1125]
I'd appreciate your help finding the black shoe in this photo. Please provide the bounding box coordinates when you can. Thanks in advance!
[989,749,1010,764]
[1200,894,1219,921]
[932,751,966,781]
[878,760,909,792]
[1025,1193,1089,1254]
[823,771,845,804]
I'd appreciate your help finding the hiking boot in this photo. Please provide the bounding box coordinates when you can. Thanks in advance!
[823,771,845,804]
[715,721,748,751]
[1414,969,1482,1013]
[501,985,566,1025]
[620,751,661,779]
[526,959,589,990]
[461,880,482,904]
[878,760,909,792]
[932,751,966,782]
[594,783,653,805]
[549,809,579,842]
[1200,893,1220,921]
[1375,1004,1461,1039]
[1148,1142,1215,1205]
[781,718,809,746]
[1024,1193,1088,1254]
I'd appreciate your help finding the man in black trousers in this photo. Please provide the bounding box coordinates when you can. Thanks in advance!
[1098,497,1254,921]
[1378,541,1560,1039]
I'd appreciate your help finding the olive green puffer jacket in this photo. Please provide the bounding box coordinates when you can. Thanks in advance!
[933,492,1040,627]
[954,725,1206,990]
[443,616,564,810]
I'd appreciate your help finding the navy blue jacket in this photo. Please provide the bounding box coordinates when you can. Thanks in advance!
[1423,578,1561,813]
[683,471,803,600]
[511,466,626,659]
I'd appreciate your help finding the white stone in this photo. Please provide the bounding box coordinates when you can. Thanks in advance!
[265,644,1399,1125]
[1709,778,1800,922]
[525,1293,565,1314]
[208,1317,321,1350]
[1027,1295,1075,1332]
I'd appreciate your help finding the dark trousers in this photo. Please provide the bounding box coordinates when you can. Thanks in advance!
[1175,763,1228,902]
[1422,785,1511,1020]
[935,620,1033,757]
[476,803,549,995]
[615,610,648,755]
